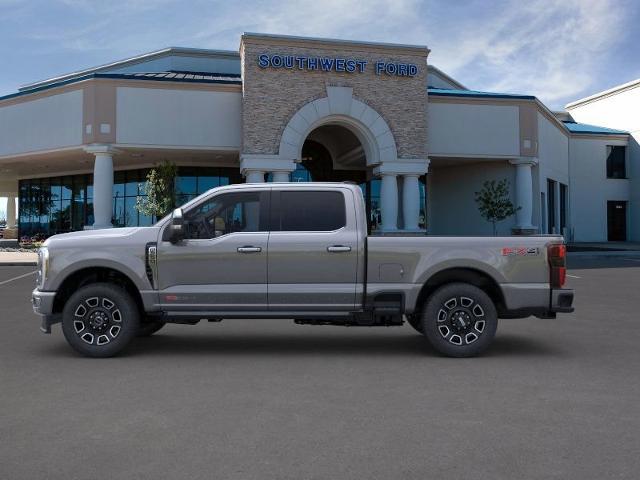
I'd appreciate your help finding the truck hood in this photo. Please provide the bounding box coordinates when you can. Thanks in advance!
[43,226,160,249]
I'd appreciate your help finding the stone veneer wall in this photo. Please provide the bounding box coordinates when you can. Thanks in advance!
[240,36,429,160]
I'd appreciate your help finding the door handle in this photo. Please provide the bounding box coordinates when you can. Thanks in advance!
[237,246,262,253]
[327,245,352,253]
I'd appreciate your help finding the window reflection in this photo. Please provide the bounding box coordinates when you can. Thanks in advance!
[18,167,242,237]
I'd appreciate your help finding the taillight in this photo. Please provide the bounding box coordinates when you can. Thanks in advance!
[548,244,566,288]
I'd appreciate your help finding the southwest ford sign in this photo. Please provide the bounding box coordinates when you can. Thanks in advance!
[257,54,418,77]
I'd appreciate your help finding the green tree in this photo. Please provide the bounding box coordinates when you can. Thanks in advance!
[474,179,520,236]
[135,160,178,219]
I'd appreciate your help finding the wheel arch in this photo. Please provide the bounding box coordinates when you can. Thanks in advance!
[52,266,144,316]
[413,267,505,315]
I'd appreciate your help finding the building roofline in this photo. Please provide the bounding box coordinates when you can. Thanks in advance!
[241,32,430,55]
[427,65,467,90]
[428,88,535,100]
[2,72,241,104]
[565,78,640,109]
[429,88,630,139]
[562,120,628,135]
[19,47,240,92]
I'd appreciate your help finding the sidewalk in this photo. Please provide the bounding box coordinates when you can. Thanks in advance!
[0,251,38,266]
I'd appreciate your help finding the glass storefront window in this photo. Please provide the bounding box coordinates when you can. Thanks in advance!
[197,176,218,194]
[113,196,125,228]
[125,197,138,227]
[61,177,73,200]
[113,171,125,199]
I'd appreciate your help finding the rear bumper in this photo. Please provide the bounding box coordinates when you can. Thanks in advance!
[550,288,574,313]
[500,284,574,318]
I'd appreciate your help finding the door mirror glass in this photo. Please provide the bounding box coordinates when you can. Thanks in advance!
[169,208,185,244]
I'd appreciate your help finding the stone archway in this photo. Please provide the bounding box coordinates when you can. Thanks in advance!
[241,85,429,232]
[278,86,398,167]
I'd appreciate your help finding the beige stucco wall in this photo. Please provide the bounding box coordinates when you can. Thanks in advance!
[116,86,242,148]
[428,102,520,157]
[0,89,83,157]
[429,161,517,235]
[240,35,429,160]
[567,85,640,241]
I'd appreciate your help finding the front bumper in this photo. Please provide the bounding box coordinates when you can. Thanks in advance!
[32,289,60,334]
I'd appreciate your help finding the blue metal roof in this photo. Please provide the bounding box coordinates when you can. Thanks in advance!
[0,71,242,102]
[562,121,628,135]
[118,71,241,82]
[428,87,536,100]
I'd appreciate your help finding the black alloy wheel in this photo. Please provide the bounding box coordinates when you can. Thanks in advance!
[422,283,498,357]
[62,283,139,358]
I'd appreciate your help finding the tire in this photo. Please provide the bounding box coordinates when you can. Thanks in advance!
[421,283,497,357]
[137,320,166,337]
[407,315,424,334]
[61,283,140,358]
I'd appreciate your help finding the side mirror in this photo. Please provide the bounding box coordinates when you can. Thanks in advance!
[169,208,185,244]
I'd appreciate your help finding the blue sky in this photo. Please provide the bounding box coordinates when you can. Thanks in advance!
[1,0,639,108]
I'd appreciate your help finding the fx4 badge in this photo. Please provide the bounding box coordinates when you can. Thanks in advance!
[501,247,540,256]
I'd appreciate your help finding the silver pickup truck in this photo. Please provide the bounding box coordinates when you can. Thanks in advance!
[32,182,573,358]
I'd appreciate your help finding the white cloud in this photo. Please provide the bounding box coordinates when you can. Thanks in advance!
[7,0,634,108]
[424,0,630,107]
[186,0,632,107]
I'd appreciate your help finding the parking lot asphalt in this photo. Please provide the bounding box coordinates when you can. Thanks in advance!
[1,257,639,480]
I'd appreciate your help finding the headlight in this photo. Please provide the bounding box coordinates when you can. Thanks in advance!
[37,247,49,289]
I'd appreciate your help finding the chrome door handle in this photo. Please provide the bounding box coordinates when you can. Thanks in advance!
[237,246,262,253]
[327,245,352,253]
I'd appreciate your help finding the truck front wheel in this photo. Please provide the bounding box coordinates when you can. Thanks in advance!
[61,283,140,358]
[421,283,497,357]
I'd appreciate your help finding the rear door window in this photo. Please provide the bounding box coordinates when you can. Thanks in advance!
[277,191,346,232]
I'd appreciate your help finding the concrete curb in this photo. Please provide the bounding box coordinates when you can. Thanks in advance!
[0,262,38,266]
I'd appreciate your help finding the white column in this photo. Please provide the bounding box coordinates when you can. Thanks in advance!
[402,174,421,231]
[271,171,290,182]
[85,145,117,229]
[244,170,265,183]
[380,173,398,231]
[6,195,16,229]
[243,170,263,230]
[240,155,295,184]
[509,157,538,232]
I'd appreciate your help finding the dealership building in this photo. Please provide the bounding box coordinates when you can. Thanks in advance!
[0,33,636,241]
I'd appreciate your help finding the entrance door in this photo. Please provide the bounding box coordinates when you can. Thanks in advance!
[607,201,627,241]
[267,188,360,311]
[156,189,270,311]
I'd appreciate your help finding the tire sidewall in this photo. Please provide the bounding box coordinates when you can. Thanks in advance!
[422,283,498,357]
[61,283,140,358]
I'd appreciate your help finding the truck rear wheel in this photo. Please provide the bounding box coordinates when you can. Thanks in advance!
[61,283,140,358]
[421,283,497,357]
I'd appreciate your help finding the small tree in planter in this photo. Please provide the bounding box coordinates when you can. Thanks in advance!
[474,179,520,236]
[136,160,178,220]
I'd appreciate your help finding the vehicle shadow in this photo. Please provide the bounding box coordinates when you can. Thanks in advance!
[105,331,562,358]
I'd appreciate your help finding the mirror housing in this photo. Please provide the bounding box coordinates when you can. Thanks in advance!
[169,208,185,244]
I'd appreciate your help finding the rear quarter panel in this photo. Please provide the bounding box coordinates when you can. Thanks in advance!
[367,235,563,312]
